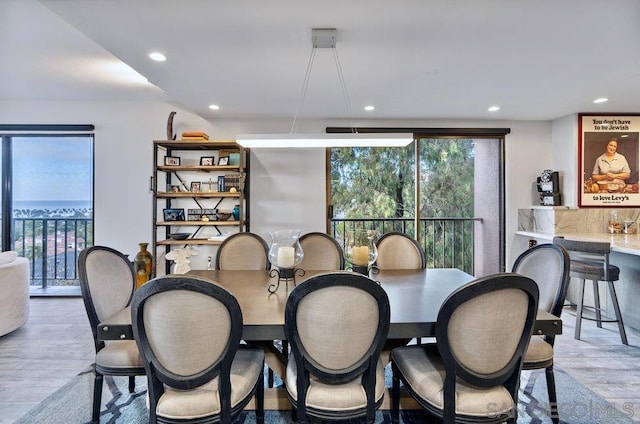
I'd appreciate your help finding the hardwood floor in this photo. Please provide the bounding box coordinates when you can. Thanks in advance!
[1,298,639,423]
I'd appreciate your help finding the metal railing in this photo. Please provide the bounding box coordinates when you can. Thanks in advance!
[12,217,93,288]
[331,217,481,275]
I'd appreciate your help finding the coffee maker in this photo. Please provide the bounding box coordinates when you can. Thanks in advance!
[536,169,561,206]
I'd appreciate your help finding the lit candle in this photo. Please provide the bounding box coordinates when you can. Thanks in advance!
[351,246,370,266]
[277,246,295,268]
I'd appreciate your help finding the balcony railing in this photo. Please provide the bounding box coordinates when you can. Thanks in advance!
[331,217,481,275]
[12,217,93,289]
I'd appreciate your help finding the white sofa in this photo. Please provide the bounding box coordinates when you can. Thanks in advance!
[0,252,30,336]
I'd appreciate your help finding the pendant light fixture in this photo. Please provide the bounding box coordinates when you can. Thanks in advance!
[236,28,412,148]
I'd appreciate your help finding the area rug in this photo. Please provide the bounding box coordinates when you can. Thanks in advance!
[16,366,635,424]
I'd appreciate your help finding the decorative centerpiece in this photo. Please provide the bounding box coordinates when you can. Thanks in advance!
[134,242,153,288]
[267,229,304,293]
[344,229,378,275]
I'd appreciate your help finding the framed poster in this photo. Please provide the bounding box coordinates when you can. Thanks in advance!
[579,113,640,207]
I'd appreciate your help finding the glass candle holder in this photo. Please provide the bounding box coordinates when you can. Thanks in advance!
[344,229,378,275]
[267,229,305,292]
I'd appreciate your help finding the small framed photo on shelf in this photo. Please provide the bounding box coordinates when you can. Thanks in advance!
[163,208,185,221]
[164,156,181,166]
[190,181,201,192]
[218,156,229,166]
[200,156,215,166]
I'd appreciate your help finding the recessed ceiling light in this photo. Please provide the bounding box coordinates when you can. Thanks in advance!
[149,52,166,62]
[364,105,375,111]
[208,104,220,110]
[593,97,608,104]
[488,106,500,112]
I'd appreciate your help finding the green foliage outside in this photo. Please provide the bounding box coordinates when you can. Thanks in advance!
[330,138,476,272]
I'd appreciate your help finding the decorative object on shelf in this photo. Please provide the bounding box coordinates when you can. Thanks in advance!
[166,111,176,140]
[267,229,305,293]
[344,229,379,275]
[181,131,209,140]
[216,211,232,221]
[187,208,217,221]
[199,156,215,166]
[134,242,153,288]
[166,247,198,274]
[164,156,181,166]
[169,232,191,240]
[163,208,185,221]
[232,205,240,220]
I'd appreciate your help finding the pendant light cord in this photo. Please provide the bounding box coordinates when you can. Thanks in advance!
[290,46,316,134]
[290,31,357,134]
[332,46,357,134]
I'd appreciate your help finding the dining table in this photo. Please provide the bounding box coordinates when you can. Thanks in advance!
[97,268,562,410]
[98,267,562,343]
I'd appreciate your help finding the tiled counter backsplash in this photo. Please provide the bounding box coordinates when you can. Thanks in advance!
[518,207,640,234]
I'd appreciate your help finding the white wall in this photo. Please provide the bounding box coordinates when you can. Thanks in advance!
[1,101,557,271]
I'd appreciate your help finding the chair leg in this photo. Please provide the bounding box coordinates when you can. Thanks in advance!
[391,362,401,424]
[128,375,136,393]
[545,365,559,424]
[256,368,265,424]
[92,371,103,423]
[575,279,586,340]
[592,280,602,328]
[607,281,628,345]
[268,368,274,388]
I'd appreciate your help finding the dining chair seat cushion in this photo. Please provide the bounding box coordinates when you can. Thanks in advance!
[156,348,264,420]
[285,356,386,412]
[95,340,143,369]
[391,345,514,417]
[570,260,619,281]
[523,336,554,367]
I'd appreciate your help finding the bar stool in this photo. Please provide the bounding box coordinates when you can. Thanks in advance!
[553,236,628,345]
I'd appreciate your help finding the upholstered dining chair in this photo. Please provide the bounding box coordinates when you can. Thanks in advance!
[298,232,345,270]
[131,275,265,424]
[512,243,570,424]
[284,272,390,424]
[375,231,426,270]
[552,236,628,345]
[215,232,270,270]
[215,231,281,387]
[375,231,426,355]
[78,245,145,423]
[391,273,539,424]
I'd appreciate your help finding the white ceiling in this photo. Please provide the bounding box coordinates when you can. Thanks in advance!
[3,0,640,122]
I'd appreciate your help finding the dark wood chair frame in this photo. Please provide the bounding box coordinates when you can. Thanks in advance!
[131,276,265,424]
[512,243,570,424]
[391,273,539,424]
[284,273,390,424]
[78,245,146,423]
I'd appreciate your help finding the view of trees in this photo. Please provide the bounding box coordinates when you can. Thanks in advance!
[330,138,476,272]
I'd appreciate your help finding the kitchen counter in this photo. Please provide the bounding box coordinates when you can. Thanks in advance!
[515,230,640,256]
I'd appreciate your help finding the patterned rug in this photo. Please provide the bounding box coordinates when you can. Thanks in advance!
[16,366,635,423]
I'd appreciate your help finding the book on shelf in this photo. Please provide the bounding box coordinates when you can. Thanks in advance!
[181,131,209,140]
